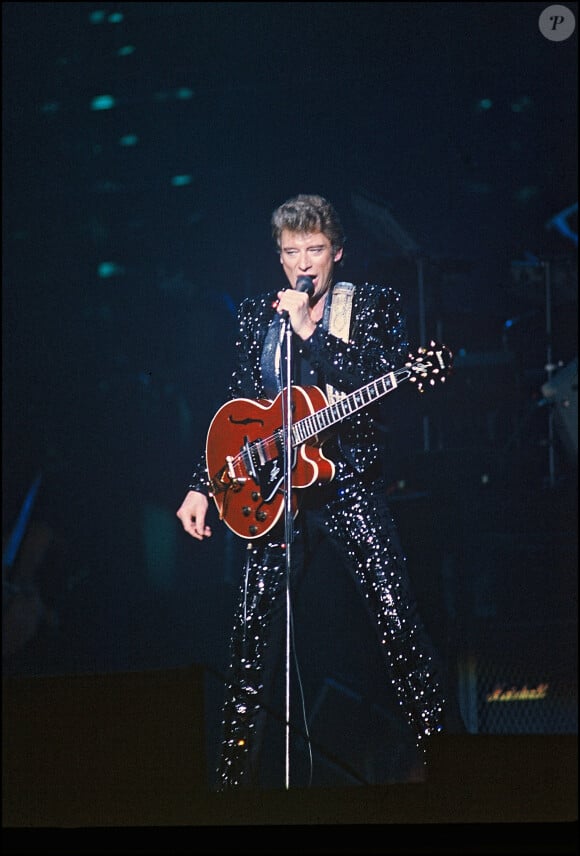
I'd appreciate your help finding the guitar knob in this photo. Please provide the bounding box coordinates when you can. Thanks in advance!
[249,525,258,536]
[251,491,260,501]
[242,506,251,516]
[256,510,267,522]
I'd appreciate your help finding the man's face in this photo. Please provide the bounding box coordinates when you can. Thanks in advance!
[279,229,343,301]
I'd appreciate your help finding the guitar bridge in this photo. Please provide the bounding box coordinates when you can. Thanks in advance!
[226,455,247,485]
[210,456,247,497]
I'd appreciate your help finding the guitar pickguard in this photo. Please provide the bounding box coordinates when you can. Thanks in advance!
[256,449,297,502]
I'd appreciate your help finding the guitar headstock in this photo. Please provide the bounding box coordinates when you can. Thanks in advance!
[405,341,453,393]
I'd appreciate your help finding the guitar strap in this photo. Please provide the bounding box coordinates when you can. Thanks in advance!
[322,281,355,404]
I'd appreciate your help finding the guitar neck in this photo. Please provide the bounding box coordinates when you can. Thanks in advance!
[292,366,411,446]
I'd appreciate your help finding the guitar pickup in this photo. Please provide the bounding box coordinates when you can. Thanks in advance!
[241,438,259,483]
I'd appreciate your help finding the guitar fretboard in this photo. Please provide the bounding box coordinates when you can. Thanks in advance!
[292,368,409,445]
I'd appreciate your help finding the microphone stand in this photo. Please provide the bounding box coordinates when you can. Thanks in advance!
[281,313,294,790]
[278,276,313,790]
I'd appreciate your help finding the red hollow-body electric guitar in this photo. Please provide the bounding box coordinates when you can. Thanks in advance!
[206,342,452,539]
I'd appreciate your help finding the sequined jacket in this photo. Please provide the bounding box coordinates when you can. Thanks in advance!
[188,282,409,493]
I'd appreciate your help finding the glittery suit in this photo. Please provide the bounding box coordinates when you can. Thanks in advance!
[189,282,447,790]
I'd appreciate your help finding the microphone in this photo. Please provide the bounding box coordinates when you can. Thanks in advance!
[295,275,314,295]
[277,276,315,321]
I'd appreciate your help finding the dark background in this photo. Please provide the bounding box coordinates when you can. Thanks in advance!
[2,1,577,798]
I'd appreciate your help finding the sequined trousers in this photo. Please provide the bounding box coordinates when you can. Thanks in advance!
[216,468,447,790]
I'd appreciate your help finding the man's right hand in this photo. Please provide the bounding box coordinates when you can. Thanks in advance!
[176,490,212,540]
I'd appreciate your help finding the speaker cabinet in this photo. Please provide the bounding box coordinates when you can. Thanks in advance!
[457,623,577,735]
